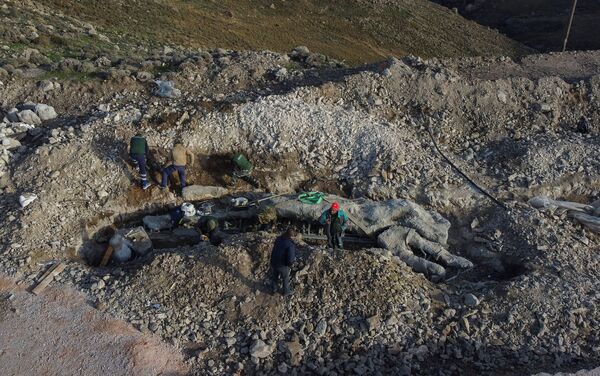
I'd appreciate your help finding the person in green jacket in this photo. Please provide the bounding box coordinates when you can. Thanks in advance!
[319,202,349,250]
[230,153,260,188]
[129,133,150,190]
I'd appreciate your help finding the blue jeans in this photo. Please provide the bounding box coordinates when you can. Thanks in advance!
[271,266,291,295]
[130,154,148,184]
[161,165,186,188]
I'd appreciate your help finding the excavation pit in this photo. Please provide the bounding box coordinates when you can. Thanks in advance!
[85,194,378,267]
[84,193,493,284]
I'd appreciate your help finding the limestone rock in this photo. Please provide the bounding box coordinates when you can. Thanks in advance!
[34,104,58,121]
[182,185,229,201]
[464,293,480,307]
[17,110,41,125]
[249,339,273,359]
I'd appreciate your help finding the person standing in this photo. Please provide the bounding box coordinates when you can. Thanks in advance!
[319,202,349,250]
[270,228,297,296]
[160,143,194,190]
[129,133,151,190]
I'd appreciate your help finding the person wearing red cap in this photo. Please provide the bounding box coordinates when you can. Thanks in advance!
[319,201,349,251]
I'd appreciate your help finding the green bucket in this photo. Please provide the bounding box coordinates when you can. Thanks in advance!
[232,153,252,172]
[298,191,325,205]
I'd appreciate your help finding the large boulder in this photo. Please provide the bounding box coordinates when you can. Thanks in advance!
[182,185,229,201]
[17,110,41,125]
[34,104,57,121]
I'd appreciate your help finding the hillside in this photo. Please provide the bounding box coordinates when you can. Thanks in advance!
[5,0,532,65]
[433,0,600,52]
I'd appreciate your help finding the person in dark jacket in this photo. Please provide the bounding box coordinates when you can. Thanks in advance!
[270,228,297,296]
[129,133,151,190]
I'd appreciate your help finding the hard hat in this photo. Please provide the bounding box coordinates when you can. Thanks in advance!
[181,202,196,217]
[331,202,340,210]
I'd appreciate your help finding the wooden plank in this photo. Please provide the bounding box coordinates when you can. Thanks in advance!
[100,245,114,266]
[32,262,66,295]
[35,262,60,283]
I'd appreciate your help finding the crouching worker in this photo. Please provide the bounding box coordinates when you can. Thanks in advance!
[230,153,260,188]
[270,228,297,297]
[199,217,225,246]
[169,203,199,228]
[319,202,348,251]
[129,133,151,190]
[161,143,194,190]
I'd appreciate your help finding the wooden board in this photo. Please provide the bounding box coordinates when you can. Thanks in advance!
[32,262,66,295]
[100,245,114,266]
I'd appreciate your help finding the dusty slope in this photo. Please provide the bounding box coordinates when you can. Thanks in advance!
[0,276,188,376]
[9,0,532,65]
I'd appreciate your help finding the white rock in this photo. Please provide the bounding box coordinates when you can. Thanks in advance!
[464,293,480,307]
[250,339,273,359]
[34,104,58,121]
[19,193,38,208]
[2,138,21,149]
[17,110,41,125]
[182,185,229,201]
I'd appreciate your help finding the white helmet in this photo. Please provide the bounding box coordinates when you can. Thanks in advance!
[181,202,196,217]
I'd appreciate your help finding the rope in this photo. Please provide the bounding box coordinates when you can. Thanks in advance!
[426,125,508,210]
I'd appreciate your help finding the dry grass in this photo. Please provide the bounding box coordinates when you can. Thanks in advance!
[43,0,530,64]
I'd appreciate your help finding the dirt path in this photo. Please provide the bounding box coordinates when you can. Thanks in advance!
[453,51,600,81]
[0,276,188,376]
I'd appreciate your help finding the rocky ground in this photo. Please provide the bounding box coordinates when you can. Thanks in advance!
[0,3,600,374]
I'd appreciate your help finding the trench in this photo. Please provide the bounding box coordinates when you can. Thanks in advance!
[85,193,529,284]
[85,195,377,267]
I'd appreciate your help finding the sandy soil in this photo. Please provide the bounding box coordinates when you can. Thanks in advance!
[0,276,189,376]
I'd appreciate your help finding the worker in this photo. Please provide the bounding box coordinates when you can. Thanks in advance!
[270,228,297,296]
[319,202,349,251]
[160,143,194,190]
[169,203,198,228]
[129,133,151,190]
[230,152,260,188]
[199,217,225,246]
